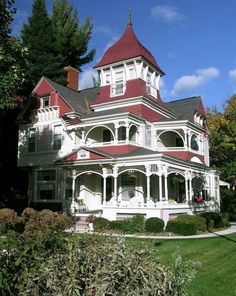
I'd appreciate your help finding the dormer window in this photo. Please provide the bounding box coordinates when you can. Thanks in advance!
[41,96,50,108]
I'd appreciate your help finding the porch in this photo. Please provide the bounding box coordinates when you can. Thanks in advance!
[67,164,219,222]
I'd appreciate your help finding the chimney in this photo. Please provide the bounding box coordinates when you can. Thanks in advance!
[64,66,79,91]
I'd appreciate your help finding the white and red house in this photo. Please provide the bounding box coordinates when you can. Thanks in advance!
[17,20,220,223]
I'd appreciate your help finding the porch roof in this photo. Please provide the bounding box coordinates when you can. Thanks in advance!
[164,96,202,121]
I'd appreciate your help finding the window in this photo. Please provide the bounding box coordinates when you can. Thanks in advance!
[118,126,126,141]
[28,128,36,152]
[191,135,199,151]
[102,129,112,142]
[37,170,56,200]
[111,69,124,95]
[129,125,138,142]
[40,96,50,108]
[128,67,135,79]
[53,125,62,150]
[105,73,111,84]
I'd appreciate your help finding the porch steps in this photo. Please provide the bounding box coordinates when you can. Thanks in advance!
[74,215,90,233]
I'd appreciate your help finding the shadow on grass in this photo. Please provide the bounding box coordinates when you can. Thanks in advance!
[208,229,236,243]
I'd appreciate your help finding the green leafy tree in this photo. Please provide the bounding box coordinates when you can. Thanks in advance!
[207,94,236,184]
[51,0,95,70]
[0,0,28,109]
[21,0,65,91]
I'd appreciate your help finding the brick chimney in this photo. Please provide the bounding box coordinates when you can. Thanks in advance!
[64,66,79,91]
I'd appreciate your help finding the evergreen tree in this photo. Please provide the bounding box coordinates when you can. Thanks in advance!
[51,0,95,70]
[0,0,28,109]
[21,0,65,91]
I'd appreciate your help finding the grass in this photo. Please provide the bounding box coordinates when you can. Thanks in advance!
[128,233,236,296]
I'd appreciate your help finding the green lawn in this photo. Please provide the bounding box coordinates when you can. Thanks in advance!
[128,234,236,296]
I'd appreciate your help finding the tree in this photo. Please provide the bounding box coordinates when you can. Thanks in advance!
[51,0,95,71]
[0,0,28,109]
[207,94,236,184]
[21,0,65,91]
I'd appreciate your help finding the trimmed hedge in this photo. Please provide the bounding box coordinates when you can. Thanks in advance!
[145,217,165,233]
[109,220,124,231]
[166,220,197,236]
[175,214,207,232]
[93,217,110,232]
[121,214,145,233]
[200,212,229,229]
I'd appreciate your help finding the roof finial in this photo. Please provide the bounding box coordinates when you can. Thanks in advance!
[128,9,132,26]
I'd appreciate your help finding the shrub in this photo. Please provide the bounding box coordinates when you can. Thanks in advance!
[21,208,72,240]
[93,217,110,232]
[175,214,207,232]
[0,208,20,233]
[145,217,165,233]
[220,187,236,220]
[166,220,197,236]
[109,220,124,231]
[200,212,229,229]
[121,214,145,233]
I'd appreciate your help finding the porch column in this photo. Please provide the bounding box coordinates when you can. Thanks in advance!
[114,123,119,144]
[185,174,189,202]
[159,174,163,201]
[164,173,168,201]
[72,170,76,202]
[189,175,193,201]
[81,130,85,145]
[113,167,118,202]
[187,130,191,148]
[125,123,129,144]
[184,129,188,149]
[102,168,107,204]
[146,175,151,202]
[145,165,151,202]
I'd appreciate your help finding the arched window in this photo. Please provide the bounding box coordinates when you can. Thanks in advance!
[191,135,199,151]
[129,125,138,142]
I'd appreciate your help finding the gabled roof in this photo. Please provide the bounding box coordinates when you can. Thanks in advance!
[164,96,205,121]
[95,23,164,74]
[44,78,99,114]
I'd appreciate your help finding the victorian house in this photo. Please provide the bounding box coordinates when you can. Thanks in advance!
[17,19,220,223]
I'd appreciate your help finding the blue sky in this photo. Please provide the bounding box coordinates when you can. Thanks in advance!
[12,0,236,110]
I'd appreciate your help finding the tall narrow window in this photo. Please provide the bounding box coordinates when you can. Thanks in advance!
[53,125,62,150]
[105,73,111,84]
[111,69,124,95]
[118,126,126,141]
[28,128,36,152]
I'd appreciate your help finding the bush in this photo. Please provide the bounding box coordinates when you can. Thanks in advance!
[145,217,165,233]
[200,212,229,229]
[0,233,198,295]
[109,220,124,231]
[93,217,110,232]
[0,208,20,233]
[121,214,145,233]
[220,188,236,221]
[175,214,207,232]
[166,220,197,236]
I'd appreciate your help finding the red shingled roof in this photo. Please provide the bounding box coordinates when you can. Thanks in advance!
[95,24,163,73]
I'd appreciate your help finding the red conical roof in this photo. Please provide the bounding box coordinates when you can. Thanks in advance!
[95,23,164,74]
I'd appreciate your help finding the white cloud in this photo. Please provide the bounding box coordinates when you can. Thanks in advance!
[79,68,98,90]
[151,5,184,23]
[172,67,220,94]
[229,69,236,81]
